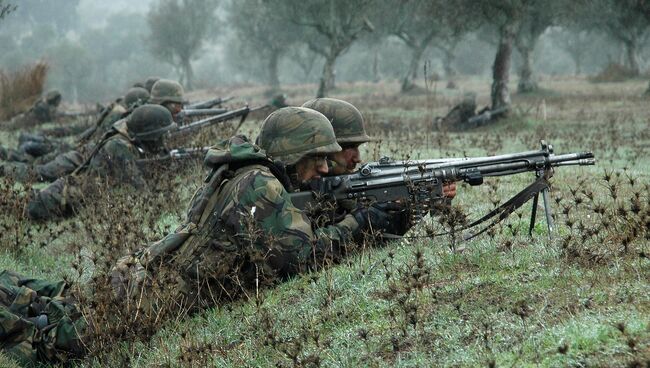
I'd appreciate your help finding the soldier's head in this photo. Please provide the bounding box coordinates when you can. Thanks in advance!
[257,107,341,182]
[127,104,177,152]
[144,76,161,93]
[123,87,150,109]
[44,90,62,107]
[148,79,185,118]
[302,98,370,175]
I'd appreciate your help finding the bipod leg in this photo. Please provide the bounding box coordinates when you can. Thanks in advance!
[528,194,539,236]
[542,188,554,239]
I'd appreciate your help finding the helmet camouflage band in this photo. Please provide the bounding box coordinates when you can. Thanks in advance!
[127,104,177,141]
[257,107,342,165]
[123,87,150,108]
[301,98,371,144]
[44,90,62,106]
[148,79,185,104]
[144,76,161,93]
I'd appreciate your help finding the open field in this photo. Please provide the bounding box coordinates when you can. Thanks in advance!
[1,77,649,367]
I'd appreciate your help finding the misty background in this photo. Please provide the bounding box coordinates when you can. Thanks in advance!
[1,0,649,103]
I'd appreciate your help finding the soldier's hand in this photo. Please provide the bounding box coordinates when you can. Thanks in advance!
[443,182,457,199]
[352,204,392,232]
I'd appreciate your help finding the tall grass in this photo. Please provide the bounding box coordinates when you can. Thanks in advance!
[0,61,48,122]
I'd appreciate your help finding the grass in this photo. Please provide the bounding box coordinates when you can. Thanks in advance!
[0,61,48,121]
[1,77,649,367]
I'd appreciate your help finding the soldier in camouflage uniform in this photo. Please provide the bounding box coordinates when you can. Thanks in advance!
[303,98,457,198]
[16,90,63,127]
[111,106,398,308]
[0,87,155,183]
[148,79,185,119]
[144,76,161,93]
[27,104,177,220]
[0,270,86,365]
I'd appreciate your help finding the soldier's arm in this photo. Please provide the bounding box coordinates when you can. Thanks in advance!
[89,139,144,188]
[234,170,360,275]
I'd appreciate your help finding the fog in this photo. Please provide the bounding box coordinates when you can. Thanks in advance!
[1,0,648,103]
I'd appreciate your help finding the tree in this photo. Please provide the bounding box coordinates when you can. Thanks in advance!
[228,0,298,92]
[148,0,218,90]
[514,3,559,93]
[547,27,592,75]
[475,0,563,108]
[582,0,650,75]
[277,0,375,97]
[0,1,15,21]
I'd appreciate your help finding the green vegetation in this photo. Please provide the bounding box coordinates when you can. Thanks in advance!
[1,78,648,367]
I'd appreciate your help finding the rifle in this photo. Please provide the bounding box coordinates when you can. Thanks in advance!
[185,96,234,110]
[170,105,267,138]
[136,146,210,165]
[290,141,595,239]
[176,108,228,121]
[465,106,509,127]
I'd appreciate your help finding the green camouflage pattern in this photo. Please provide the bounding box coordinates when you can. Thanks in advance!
[28,131,147,220]
[257,107,341,165]
[302,98,371,144]
[144,76,160,92]
[0,270,86,365]
[112,135,358,306]
[123,87,150,108]
[34,150,84,182]
[148,79,185,104]
[126,104,176,141]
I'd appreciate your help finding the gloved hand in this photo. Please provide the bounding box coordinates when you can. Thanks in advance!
[353,203,392,232]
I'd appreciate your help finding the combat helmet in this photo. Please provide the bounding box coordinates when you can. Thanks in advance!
[148,79,185,104]
[144,76,161,93]
[123,87,150,108]
[301,98,371,144]
[126,104,177,141]
[257,107,341,165]
[44,90,62,106]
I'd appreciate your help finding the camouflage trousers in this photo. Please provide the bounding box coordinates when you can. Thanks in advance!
[0,270,86,365]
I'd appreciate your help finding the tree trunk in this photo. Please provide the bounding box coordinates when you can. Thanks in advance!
[645,80,650,96]
[401,44,425,92]
[182,58,194,90]
[372,50,380,83]
[624,39,640,75]
[574,54,582,76]
[491,22,516,110]
[442,49,456,79]
[268,49,281,92]
[317,51,338,98]
[517,46,538,93]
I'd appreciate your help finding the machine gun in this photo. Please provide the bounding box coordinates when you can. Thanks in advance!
[185,96,234,110]
[169,105,267,138]
[290,141,595,239]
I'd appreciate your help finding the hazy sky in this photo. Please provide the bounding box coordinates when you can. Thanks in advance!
[78,0,153,28]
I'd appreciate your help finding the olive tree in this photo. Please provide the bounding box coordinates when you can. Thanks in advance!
[228,0,299,92]
[148,0,218,90]
[277,0,375,97]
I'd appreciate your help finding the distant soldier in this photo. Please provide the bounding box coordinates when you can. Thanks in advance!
[148,79,185,119]
[144,76,161,93]
[28,104,176,220]
[10,89,62,127]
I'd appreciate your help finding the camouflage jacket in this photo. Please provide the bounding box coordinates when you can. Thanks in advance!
[0,270,85,365]
[77,103,127,145]
[111,136,359,307]
[27,123,151,220]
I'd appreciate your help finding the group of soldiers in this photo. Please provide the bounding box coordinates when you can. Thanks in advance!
[1,82,457,365]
